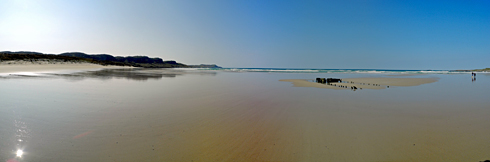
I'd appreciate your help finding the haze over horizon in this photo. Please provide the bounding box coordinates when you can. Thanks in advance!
[1,0,489,70]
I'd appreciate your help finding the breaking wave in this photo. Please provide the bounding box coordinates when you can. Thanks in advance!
[197,68,478,74]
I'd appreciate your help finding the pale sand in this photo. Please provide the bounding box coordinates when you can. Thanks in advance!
[0,62,133,74]
[280,77,439,90]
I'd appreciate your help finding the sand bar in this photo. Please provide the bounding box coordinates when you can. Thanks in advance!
[280,77,439,90]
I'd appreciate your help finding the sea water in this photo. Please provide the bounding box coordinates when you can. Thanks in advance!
[197,67,485,74]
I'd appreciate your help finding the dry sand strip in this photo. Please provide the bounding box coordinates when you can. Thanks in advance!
[0,61,133,74]
[280,77,439,90]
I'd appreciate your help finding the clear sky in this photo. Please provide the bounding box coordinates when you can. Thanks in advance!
[0,0,488,69]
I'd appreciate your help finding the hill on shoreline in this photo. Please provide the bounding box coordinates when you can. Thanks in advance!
[0,51,221,68]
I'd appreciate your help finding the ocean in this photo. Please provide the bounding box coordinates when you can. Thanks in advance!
[196,68,481,74]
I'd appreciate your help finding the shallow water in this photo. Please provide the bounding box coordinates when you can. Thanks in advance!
[0,69,489,161]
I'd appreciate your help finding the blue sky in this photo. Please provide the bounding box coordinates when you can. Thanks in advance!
[0,0,488,69]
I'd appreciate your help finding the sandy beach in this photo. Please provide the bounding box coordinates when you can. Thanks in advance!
[0,60,133,74]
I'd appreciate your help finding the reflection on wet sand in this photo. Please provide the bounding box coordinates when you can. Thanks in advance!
[1,72,490,161]
[1,68,217,81]
[0,110,30,162]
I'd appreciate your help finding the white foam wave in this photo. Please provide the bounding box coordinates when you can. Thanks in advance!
[198,68,470,74]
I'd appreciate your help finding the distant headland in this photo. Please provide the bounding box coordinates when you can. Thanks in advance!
[0,51,221,68]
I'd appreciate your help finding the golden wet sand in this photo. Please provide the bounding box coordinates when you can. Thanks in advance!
[70,78,489,162]
[84,92,490,162]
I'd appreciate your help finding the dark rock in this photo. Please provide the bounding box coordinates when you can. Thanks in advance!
[327,78,341,83]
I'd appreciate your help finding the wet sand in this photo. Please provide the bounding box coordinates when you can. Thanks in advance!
[0,71,489,162]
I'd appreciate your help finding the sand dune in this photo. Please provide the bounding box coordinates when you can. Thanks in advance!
[0,60,132,74]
